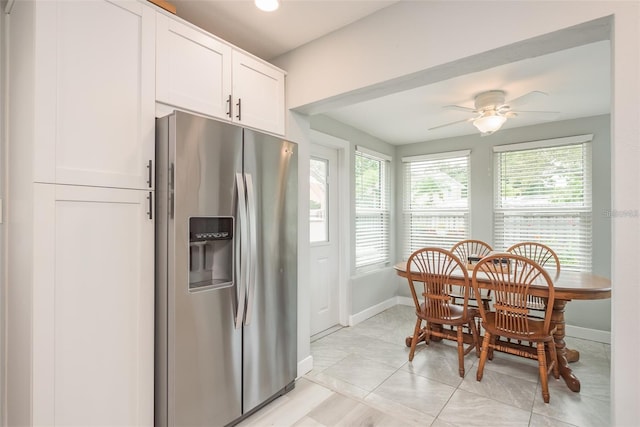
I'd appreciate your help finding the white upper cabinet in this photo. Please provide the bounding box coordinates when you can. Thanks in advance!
[155,13,286,135]
[156,14,233,120]
[232,50,286,135]
[34,0,155,189]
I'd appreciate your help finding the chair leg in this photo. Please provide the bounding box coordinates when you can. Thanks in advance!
[477,331,491,381]
[424,321,431,345]
[468,318,480,357]
[408,318,422,362]
[548,340,560,379]
[488,333,497,360]
[457,327,465,377]
[537,342,550,403]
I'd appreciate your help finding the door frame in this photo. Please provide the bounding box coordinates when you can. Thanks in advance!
[310,130,350,328]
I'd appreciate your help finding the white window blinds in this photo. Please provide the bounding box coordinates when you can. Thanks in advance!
[355,148,391,270]
[402,151,470,258]
[493,136,593,272]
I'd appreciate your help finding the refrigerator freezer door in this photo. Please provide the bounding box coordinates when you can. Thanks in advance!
[242,130,298,413]
[159,111,244,426]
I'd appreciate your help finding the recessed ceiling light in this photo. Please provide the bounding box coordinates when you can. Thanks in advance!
[255,0,279,12]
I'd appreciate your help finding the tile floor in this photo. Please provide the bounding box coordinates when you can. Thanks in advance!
[239,305,611,427]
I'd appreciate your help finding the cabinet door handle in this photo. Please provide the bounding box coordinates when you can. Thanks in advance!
[147,191,153,220]
[236,98,242,121]
[226,94,232,118]
[146,160,153,188]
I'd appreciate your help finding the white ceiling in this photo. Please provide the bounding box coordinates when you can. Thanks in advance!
[324,41,610,144]
[171,0,399,60]
[169,1,611,145]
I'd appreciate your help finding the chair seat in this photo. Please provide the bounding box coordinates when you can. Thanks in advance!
[482,311,557,342]
[417,302,477,324]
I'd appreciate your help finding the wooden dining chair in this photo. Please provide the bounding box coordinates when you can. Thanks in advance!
[450,239,494,311]
[507,242,560,312]
[472,254,559,403]
[406,247,480,377]
[451,239,493,263]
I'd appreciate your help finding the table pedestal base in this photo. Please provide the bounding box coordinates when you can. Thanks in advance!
[552,299,581,392]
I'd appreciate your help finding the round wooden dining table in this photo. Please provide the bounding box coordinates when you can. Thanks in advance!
[394,261,611,393]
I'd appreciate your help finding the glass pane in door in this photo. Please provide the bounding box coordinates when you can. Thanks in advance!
[310,157,329,243]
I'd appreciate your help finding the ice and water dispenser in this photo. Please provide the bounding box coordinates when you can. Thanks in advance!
[189,217,233,290]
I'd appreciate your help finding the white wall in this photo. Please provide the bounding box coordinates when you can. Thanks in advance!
[276,2,640,424]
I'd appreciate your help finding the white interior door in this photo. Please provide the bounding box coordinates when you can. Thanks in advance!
[309,145,340,335]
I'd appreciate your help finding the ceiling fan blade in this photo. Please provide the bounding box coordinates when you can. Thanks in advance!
[512,110,560,120]
[443,104,476,113]
[428,118,473,130]
[507,90,548,108]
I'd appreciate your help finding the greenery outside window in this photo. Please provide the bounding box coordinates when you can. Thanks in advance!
[402,150,470,259]
[355,147,391,271]
[493,135,593,272]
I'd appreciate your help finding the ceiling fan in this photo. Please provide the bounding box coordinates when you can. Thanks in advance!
[429,90,559,135]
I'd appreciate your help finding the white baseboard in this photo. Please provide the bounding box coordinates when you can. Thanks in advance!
[348,297,398,326]
[297,355,313,379]
[565,324,611,344]
[397,296,413,307]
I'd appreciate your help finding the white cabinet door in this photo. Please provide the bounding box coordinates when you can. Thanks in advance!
[32,184,154,426]
[154,13,285,135]
[232,50,286,135]
[34,0,155,190]
[156,14,233,119]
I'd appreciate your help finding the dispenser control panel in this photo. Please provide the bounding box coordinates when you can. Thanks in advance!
[188,217,234,291]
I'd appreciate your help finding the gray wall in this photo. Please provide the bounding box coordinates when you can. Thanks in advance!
[274,3,637,421]
[313,113,611,332]
[395,115,611,331]
[1,7,6,420]
[311,115,611,331]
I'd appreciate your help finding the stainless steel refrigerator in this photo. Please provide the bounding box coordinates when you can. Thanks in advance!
[155,111,298,427]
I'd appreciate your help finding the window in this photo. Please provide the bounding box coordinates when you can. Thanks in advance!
[355,147,391,271]
[494,135,593,272]
[309,157,329,243]
[402,150,470,258]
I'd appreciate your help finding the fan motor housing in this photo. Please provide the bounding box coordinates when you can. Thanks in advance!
[474,90,506,111]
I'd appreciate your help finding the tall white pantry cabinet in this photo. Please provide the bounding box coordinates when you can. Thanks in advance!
[7,0,155,426]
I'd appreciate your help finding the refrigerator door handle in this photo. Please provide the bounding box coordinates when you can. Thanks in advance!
[244,173,258,326]
[234,173,248,329]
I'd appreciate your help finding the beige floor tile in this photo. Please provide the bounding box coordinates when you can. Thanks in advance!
[437,388,531,426]
[529,413,579,427]
[238,379,333,427]
[364,392,436,426]
[532,383,610,427]
[459,366,538,410]
[321,353,398,392]
[240,305,610,427]
[372,369,456,418]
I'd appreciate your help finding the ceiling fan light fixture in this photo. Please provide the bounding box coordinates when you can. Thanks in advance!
[255,0,279,12]
[473,112,507,135]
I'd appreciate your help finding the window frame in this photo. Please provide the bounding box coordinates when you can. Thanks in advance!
[354,146,392,273]
[493,134,593,272]
[402,150,471,259]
